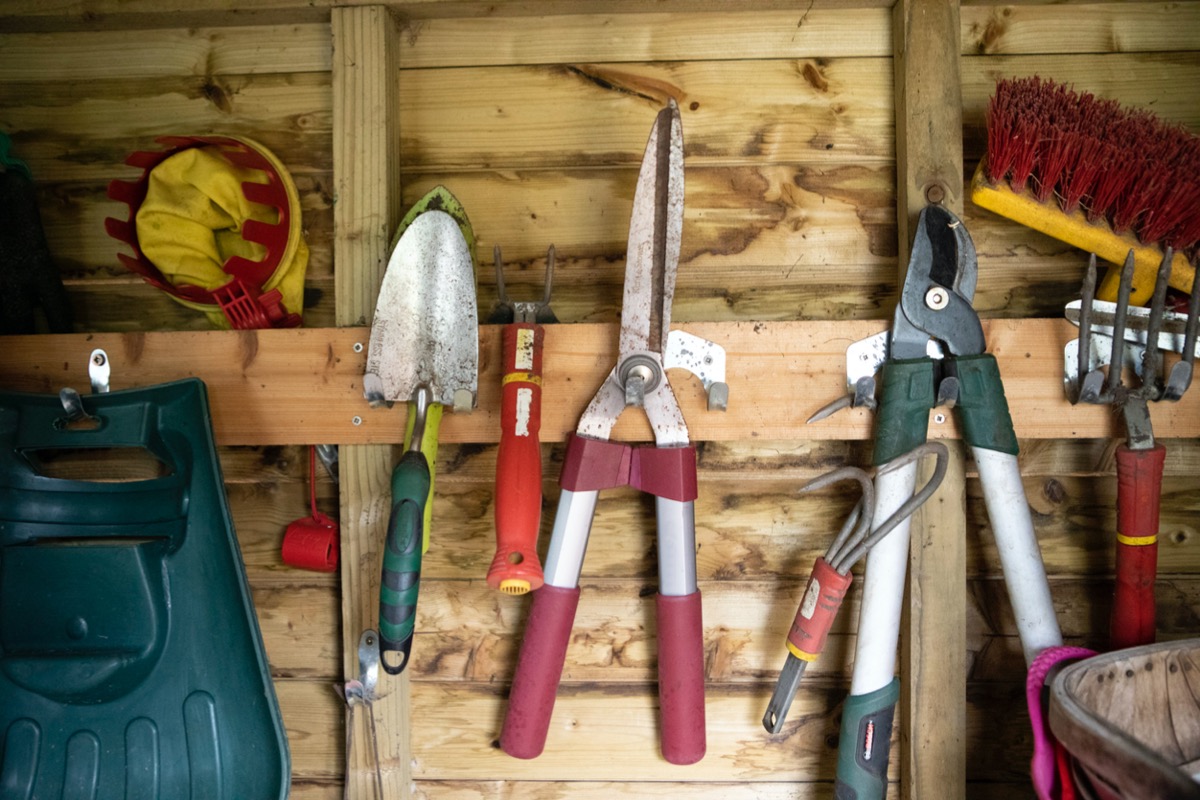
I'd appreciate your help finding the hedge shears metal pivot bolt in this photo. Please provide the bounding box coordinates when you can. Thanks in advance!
[500,100,728,766]
[808,204,1061,800]
[1063,249,1200,649]
[762,441,949,735]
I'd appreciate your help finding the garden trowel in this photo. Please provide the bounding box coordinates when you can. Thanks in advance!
[363,186,478,674]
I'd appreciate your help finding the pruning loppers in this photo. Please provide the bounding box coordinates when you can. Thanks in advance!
[486,245,558,595]
[499,100,728,766]
[1064,249,1200,650]
[809,204,1062,799]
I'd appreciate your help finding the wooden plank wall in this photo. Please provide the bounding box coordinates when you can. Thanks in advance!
[0,2,1198,798]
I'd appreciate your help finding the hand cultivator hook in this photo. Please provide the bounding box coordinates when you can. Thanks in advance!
[762,441,949,734]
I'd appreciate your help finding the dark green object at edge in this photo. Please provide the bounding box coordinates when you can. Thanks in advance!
[834,678,900,800]
[0,379,289,799]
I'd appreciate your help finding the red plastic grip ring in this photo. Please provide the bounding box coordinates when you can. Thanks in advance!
[500,584,581,759]
[786,558,852,658]
[656,591,706,765]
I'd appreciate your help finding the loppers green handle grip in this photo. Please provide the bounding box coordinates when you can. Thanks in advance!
[873,359,934,466]
[834,678,900,800]
[952,354,1018,455]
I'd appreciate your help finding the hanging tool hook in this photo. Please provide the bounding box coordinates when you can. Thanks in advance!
[89,349,111,394]
[341,629,385,800]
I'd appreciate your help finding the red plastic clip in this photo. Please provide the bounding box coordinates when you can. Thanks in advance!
[214,279,302,330]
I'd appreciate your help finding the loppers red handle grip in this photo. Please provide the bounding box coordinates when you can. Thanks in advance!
[500,583,580,758]
[488,323,546,594]
[657,591,706,765]
[1111,443,1165,650]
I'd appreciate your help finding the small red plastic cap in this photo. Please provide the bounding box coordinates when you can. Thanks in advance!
[281,513,339,572]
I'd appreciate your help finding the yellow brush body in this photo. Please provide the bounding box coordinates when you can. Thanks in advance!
[970,162,1195,306]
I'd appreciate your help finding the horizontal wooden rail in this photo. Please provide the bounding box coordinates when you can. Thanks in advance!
[1,320,1194,445]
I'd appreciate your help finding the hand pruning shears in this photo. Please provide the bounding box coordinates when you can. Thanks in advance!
[499,100,728,766]
[810,204,1062,799]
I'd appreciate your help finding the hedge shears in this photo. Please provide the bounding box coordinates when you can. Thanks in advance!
[499,99,728,766]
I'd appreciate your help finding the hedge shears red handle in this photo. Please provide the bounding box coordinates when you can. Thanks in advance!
[499,101,727,766]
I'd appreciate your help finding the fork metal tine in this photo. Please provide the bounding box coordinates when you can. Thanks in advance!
[1165,255,1200,401]
[1103,251,1136,398]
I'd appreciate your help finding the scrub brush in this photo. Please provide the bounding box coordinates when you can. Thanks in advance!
[970,76,1199,305]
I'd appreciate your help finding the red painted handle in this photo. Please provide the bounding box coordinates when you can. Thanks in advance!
[1111,443,1166,650]
[500,584,580,759]
[488,323,546,594]
[657,591,706,765]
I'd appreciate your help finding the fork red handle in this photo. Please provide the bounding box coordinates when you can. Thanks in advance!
[488,323,546,594]
[1110,443,1165,650]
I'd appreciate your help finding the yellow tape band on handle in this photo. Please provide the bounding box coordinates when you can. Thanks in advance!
[502,372,542,387]
[1117,533,1158,547]
[786,641,819,662]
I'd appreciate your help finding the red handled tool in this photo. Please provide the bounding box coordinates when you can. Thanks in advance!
[762,442,948,733]
[499,100,729,765]
[1065,249,1200,649]
[486,246,558,595]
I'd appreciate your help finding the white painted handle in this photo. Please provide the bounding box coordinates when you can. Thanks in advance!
[849,462,918,696]
[972,447,1063,663]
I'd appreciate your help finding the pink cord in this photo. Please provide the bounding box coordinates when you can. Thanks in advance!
[1027,646,1097,799]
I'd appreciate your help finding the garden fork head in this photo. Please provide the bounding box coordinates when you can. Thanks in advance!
[1067,249,1200,449]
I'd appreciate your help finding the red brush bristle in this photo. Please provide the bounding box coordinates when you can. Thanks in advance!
[1059,133,1103,215]
[983,76,1200,256]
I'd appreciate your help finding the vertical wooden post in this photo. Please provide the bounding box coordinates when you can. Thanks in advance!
[333,7,407,799]
[892,1,967,799]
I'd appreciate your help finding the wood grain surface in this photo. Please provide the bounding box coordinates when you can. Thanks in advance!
[2,4,1198,799]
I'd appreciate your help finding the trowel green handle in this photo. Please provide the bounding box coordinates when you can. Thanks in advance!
[379,400,442,675]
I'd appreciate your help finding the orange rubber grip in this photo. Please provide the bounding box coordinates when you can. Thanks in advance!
[1110,443,1165,650]
[488,323,546,594]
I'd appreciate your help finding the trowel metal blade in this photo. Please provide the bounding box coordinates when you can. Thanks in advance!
[364,210,478,411]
